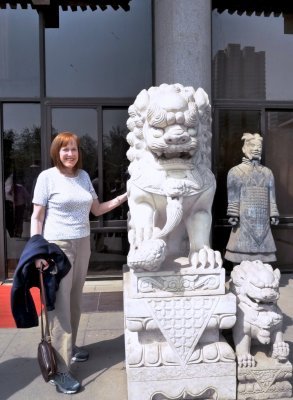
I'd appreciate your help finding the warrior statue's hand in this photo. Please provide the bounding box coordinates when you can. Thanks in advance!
[270,217,279,225]
[228,217,239,226]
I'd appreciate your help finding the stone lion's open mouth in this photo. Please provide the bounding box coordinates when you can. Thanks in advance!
[154,151,194,160]
[246,294,276,306]
[151,143,196,159]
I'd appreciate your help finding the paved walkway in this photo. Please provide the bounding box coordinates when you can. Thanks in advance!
[0,275,292,400]
[0,280,126,400]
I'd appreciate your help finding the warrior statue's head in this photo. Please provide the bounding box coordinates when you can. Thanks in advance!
[241,132,263,161]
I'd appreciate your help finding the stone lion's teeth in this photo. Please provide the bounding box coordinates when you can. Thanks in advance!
[165,153,179,159]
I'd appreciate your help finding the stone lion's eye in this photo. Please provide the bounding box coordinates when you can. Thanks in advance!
[187,128,196,137]
[167,112,176,125]
[152,128,164,138]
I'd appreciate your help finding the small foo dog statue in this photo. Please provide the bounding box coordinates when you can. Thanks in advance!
[126,83,221,271]
[230,259,289,368]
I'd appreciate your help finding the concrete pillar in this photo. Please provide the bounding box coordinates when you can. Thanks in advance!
[154,0,212,98]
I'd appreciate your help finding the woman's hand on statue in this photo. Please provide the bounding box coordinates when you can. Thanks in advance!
[117,192,128,204]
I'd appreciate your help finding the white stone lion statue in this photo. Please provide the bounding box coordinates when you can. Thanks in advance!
[230,260,289,367]
[126,83,221,271]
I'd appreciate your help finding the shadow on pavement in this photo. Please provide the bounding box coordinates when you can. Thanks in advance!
[0,357,40,400]
[70,334,125,391]
[0,334,125,398]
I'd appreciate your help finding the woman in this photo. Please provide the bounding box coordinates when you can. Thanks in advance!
[31,131,127,394]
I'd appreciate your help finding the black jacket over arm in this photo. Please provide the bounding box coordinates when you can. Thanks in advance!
[11,234,71,328]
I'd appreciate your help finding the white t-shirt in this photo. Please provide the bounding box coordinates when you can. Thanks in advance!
[32,167,98,240]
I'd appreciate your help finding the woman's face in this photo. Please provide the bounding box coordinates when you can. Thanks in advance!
[59,139,79,170]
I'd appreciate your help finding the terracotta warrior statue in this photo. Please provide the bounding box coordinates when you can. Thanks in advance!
[225,133,279,263]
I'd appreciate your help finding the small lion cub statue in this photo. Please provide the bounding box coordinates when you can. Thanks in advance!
[230,260,289,367]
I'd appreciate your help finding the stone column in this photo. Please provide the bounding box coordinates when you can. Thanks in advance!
[154,0,212,98]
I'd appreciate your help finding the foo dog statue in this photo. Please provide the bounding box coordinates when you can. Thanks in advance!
[126,83,221,271]
[230,260,289,368]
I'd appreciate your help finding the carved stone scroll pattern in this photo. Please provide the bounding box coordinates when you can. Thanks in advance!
[137,274,220,293]
[151,387,218,400]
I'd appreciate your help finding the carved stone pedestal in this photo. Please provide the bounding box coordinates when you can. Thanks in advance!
[237,347,293,400]
[123,259,237,400]
[126,363,236,400]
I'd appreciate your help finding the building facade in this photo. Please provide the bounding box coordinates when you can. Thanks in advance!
[1,0,293,280]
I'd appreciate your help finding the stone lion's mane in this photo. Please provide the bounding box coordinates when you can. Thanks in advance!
[230,260,280,296]
[126,83,212,177]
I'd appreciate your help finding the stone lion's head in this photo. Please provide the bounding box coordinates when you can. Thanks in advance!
[230,260,281,306]
[126,84,211,177]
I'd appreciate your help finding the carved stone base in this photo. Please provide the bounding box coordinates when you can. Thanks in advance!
[123,260,237,400]
[127,363,236,400]
[237,347,293,400]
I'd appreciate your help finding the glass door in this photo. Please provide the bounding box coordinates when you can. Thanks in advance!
[265,110,293,271]
[213,108,293,272]
[212,109,261,270]
[90,108,129,277]
[3,103,41,278]
[51,106,129,278]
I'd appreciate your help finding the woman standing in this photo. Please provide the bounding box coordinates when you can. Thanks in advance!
[31,131,127,394]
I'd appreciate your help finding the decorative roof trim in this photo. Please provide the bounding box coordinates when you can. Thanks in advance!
[0,0,131,12]
[0,0,131,27]
[212,0,293,16]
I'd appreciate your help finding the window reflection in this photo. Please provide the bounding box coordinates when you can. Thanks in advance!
[212,110,260,269]
[89,231,127,277]
[45,0,152,97]
[212,10,293,100]
[273,228,293,271]
[51,107,129,277]
[213,110,261,219]
[266,111,293,215]
[52,108,98,178]
[265,111,293,271]
[92,108,129,277]
[0,7,39,97]
[3,104,41,277]
[102,108,129,221]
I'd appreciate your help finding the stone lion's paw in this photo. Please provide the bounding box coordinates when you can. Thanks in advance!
[237,353,256,368]
[127,239,166,271]
[272,342,289,361]
[190,246,223,269]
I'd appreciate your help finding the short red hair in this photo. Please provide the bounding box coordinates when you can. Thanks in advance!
[50,131,83,173]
